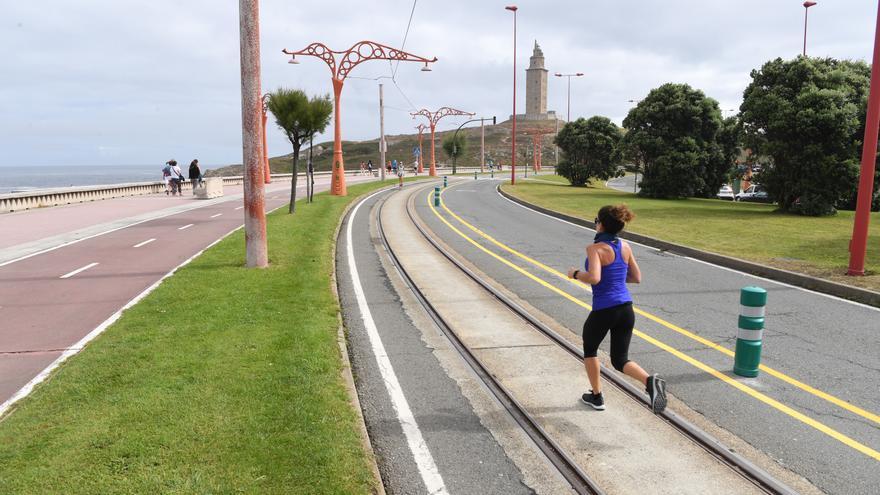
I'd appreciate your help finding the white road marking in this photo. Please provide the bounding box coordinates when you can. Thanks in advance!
[235,206,244,210]
[346,189,448,494]
[60,262,99,279]
[133,238,156,248]
[0,200,290,419]
[178,224,194,230]
[210,213,223,218]
[493,184,880,312]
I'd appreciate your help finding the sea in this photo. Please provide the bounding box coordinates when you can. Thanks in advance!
[0,165,190,194]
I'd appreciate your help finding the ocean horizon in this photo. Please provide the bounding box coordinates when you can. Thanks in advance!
[0,164,218,194]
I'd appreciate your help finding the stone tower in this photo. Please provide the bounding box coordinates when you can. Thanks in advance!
[526,41,548,116]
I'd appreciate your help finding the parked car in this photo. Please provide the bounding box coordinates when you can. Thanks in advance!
[735,185,770,202]
[716,185,735,200]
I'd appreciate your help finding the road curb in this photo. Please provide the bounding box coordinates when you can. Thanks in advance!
[497,184,880,308]
[331,187,392,495]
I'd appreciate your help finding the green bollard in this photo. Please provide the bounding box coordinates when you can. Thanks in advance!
[491,169,494,179]
[733,286,767,377]
[474,171,478,180]
[443,176,448,188]
[434,186,440,207]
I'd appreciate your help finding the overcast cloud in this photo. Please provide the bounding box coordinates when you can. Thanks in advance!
[1,1,877,168]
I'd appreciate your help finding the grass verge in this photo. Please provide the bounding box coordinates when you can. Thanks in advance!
[506,177,880,292]
[0,179,414,494]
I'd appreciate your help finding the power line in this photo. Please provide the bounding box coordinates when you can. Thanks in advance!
[393,0,419,79]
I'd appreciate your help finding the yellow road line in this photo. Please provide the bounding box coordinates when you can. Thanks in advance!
[426,189,880,461]
[439,186,880,427]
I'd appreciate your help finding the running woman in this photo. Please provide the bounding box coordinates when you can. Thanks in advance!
[567,204,667,413]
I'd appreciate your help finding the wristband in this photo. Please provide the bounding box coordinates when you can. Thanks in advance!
[572,270,580,280]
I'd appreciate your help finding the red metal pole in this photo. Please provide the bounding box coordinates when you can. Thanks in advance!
[238,0,267,268]
[429,124,437,177]
[507,6,517,185]
[847,0,880,276]
[331,78,347,196]
[418,128,424,174]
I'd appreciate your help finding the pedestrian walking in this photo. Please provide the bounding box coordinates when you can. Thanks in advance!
[412,159,418,175]
[359,161,366,176]
[391,159,398,174]
[367,159,374,177]
[567,205,667,413]
[188,159,202,195]
[162,161,173,195]
[166,160,184,196]
[397,161,404,189]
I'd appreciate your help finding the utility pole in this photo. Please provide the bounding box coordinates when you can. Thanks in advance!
[481,118,485,173]
[379,83,386,181]
[238,0,267,268]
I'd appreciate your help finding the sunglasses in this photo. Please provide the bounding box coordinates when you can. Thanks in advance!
[594,217,600,224]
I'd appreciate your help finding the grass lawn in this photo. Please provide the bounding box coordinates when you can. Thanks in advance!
[505,176,880,292]
[0,179,413,494]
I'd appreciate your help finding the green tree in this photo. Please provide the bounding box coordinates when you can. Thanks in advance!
[741,57,879,215]
[266,88,333,213]
[442,133,467,172]
[621,83,726,198]
[554,116,624,186]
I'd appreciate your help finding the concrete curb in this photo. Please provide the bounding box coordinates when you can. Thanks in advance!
[331,187,392,495]
[497,185,880,308]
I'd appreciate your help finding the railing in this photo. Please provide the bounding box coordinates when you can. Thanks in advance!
[0,166,554,214]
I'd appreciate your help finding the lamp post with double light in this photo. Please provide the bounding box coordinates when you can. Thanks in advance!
[554,72,584,122]
[283,41,436,196]
[411,107,475,176]
[803,1,817,56]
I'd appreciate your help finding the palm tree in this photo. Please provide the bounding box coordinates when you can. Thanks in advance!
[266,89,333,213]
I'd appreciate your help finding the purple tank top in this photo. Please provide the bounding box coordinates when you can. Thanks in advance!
[585,239,632,310]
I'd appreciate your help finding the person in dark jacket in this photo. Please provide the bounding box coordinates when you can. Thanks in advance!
[188,159,202,194]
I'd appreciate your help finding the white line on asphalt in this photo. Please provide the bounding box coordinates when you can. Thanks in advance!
[493,184,880,312]
[235,206,244,210]
[133,238,156,248]
[60,262,99,279]
[346,188,448,495]
[0,199,290,419]
[210,213,223,218]
[178,224,194,230]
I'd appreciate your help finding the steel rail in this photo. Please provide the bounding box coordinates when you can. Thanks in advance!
[374,186,605,495]
[408,182,800,495]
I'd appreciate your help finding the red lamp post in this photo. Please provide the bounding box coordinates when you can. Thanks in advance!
[260,93,271,184]
[416,123,428,174]
[803,1,817,56]
[525,128,554,172]
[282,41,437,196]
[411,107,475,177]
[506,5,518,185]
[554,72,584,122]
[847,0,880,276]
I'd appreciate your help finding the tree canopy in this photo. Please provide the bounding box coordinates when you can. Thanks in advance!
[740,57,878,215]
[554,116,623,186]
[266,88,332,213]
[621,83,728,199]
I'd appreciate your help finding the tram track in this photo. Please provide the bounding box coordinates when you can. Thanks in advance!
[375,182,800,495]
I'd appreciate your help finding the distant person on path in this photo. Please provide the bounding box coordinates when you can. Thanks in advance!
[162,161,173,195]
[391,159,398,174]
[359,161,366,176]
[412,159,418,175]
[367,159,374,176]
[397,161,404,189]
[567,205,667,413]
[166,160,184,196]
[188,159,202,195]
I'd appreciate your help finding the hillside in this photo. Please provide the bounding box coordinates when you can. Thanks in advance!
[205,119,561,176]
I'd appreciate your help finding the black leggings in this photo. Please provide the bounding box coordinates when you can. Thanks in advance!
[583,302,634,372]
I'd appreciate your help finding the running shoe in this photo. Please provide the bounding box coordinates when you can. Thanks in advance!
[646,374,667,414]
[581,391,606,410]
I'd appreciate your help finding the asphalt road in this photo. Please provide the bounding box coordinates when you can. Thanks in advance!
[606,174,639,193]
[335,186,536,494]
[0,175,372,408]
[416,178,879,495]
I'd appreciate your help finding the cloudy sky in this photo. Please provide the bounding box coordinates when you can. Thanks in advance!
[2,1,877,168]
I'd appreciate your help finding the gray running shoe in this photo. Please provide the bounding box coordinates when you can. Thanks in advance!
[647,374,667,414]
[581,391,605,411]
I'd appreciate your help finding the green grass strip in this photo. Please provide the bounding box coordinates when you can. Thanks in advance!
[0,179,410,494]
[505,177,880,291]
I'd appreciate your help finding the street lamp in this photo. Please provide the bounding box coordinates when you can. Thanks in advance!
[411,107,475,177]
[450,116,496,174]
[803,1,817,56]
[282,41,437,196]
[848,0,880,276]
[554,72,584,122]
[506,5,518,185]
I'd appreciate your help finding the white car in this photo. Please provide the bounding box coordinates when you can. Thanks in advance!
[735,185,770,202]
[716,185,735,200]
